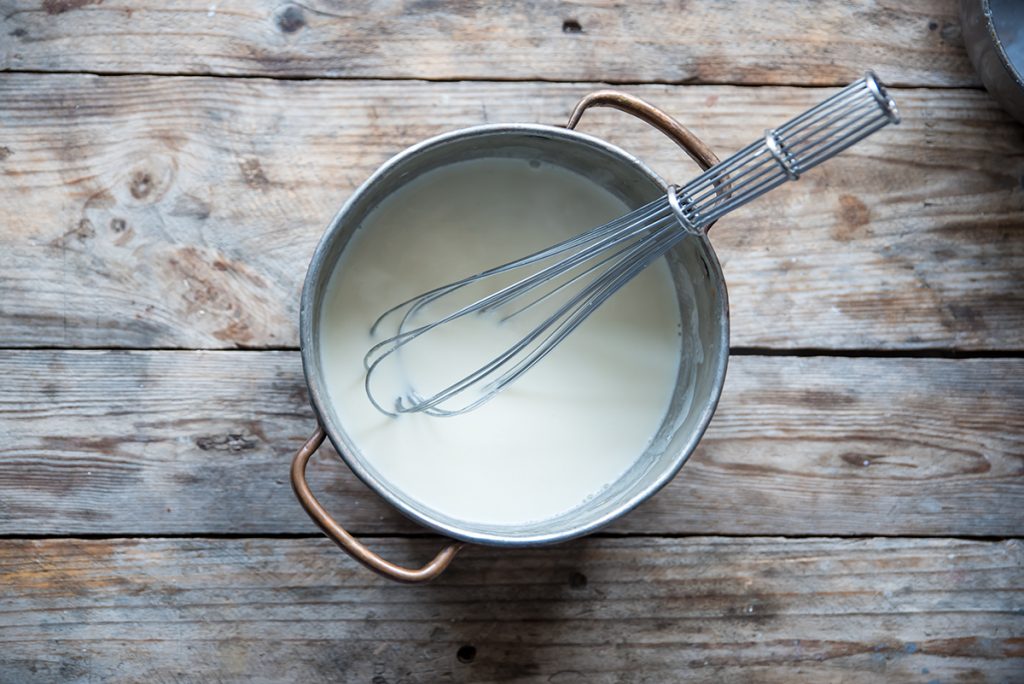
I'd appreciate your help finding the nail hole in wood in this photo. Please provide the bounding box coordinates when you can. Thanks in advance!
[562,19,583,33]
[569,571,588,589]
[456,645,477,664]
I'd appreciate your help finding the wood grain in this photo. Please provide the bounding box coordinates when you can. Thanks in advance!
[2,4,1019,681]
[1,74,1022,350]
[1,350,1020,537]
[0,0,976,87]
[1,536,1021,683]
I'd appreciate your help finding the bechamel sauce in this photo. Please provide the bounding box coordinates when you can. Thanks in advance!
[319,157,683,526]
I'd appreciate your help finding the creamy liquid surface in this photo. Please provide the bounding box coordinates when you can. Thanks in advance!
[320,157,683,526]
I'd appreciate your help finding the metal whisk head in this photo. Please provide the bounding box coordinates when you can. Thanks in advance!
[364,72,900,417]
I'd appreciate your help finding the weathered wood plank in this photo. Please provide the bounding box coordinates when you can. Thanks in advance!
[1,75,1022,350]
[1,351,1021,536]
[1,537,1020,683]
[0,0,976,87]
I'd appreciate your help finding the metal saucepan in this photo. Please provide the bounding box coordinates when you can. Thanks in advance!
[291,92,730,582]
[961,0,1024,124]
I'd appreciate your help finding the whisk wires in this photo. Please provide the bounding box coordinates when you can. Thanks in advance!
[363,72,899,417]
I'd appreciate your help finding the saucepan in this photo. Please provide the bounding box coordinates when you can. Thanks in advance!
[291,91,730,582]
[961,0,1024,124]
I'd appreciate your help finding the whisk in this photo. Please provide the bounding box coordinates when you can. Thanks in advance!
[364,72,900,417]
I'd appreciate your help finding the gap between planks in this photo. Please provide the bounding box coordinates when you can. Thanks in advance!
[2,346,1022,359]
[1,532,1021,542]
[0,68,990,90]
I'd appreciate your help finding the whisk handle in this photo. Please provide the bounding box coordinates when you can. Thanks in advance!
[671,71,900,234]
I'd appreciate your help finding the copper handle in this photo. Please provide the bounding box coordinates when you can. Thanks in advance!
[566,90,720,171]
[291,425,463,583]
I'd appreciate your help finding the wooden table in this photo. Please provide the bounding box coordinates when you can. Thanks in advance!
[2,1,1023,681]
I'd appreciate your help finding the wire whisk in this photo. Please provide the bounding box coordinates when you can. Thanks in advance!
[364,72,900,417]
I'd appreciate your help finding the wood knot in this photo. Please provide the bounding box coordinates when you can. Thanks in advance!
[195,433,259,452]
[42,0,101,15]
[75,218,96,240]
[275,4,306,33]
[840,453,873,467]
[130,171,153,199]
[239,158,270,190]
[125,155,177,204]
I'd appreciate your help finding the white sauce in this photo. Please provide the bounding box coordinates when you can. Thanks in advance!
[320,157,683,526]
